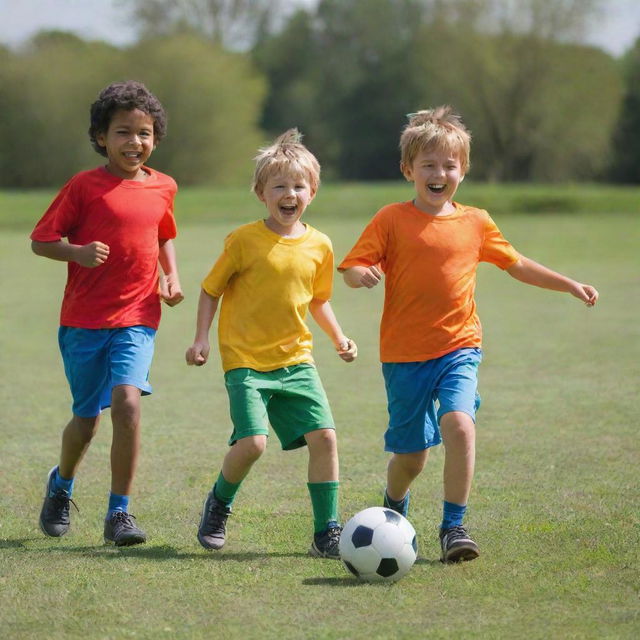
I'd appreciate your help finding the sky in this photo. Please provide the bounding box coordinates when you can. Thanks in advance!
[1,0,639,56]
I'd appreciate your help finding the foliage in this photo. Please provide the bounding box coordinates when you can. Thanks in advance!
[608,37,640,182]
[0,31,265,188]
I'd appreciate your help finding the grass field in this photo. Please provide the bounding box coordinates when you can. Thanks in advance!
[1,184,638,639]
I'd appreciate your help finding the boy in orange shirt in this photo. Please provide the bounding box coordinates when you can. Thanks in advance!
[31,81,183,546]
[339,107,598,562]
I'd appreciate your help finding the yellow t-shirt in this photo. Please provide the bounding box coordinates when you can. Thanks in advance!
[202,220,334,372]
[338,201,520,362]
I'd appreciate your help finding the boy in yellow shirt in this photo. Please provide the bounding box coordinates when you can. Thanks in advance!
[339,107,598,562]
[186,130,357,558]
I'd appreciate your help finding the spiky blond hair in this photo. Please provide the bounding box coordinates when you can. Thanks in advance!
[251,128,321,196]
[399,106,471,176]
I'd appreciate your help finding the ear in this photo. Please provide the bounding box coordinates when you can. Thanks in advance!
[95,132,107,148]
[400,162,414,182]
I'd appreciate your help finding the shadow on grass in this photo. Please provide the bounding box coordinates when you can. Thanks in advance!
[2,539,308,562]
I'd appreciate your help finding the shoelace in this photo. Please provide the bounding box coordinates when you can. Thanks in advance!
[443,525,469,541]
[205,503,230,533]
[51,491,79,514]
[110,511,138,529]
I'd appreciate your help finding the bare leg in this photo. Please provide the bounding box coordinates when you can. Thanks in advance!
[305,428,339,483]
[110,385,142,496]
[386,450,429,502]
[221,435,267,484]
[59,414,101,479]
[440,411,475,505]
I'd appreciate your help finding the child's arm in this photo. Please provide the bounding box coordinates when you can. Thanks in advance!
[308,298,357,362]
[158,239,184,307]
[185,289,220,366]
[506,256,599,306]
[342,265,382,289]
[31,239,110,267]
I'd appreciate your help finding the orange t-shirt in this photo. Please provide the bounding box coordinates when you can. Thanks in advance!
[30,166,177,330]
[338,201,520,362]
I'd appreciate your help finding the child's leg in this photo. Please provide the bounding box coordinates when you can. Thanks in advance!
[306,428,341,558]
[198,435,267,551]
[386,450,429,502]
[305,428,338,483]
[59,414,101,481]
[221,435,267,482]
[439,411,475,510]
[110,384,142,498]
[306,428,339,530]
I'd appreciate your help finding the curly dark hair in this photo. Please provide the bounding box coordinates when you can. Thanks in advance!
[88,81,167,157]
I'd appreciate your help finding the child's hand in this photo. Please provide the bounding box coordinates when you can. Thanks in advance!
[186,341,209,366]
[160,273,185,307]
[75,241,109,267]
[343,265,382,289]
[337,338,357,362]
[572,283,599,307]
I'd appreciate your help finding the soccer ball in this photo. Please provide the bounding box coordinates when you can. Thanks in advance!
[339,507,417,582]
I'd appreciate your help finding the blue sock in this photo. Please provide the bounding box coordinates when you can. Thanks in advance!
[50,466,74,496]
[384,489,410,517]
[107,492,129,517]
[441,500,467,530]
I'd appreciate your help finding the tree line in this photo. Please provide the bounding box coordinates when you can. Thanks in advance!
[1,0,638,188]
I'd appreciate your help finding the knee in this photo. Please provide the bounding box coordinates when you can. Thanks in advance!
[237,436,267,463]
[111,386,141,430]
[440,412,475,443]
[306,428,337,455]
[71,415,100,443]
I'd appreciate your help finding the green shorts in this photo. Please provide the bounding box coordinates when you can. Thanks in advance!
[224,364,335,450]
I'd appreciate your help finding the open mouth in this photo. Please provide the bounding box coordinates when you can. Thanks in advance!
[428,184,446,194]
[279,204,297,215]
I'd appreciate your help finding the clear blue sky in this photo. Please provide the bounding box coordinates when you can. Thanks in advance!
[1,0,639,56]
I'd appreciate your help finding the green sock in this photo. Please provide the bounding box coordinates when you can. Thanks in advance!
[307,481,340,533]
[213,472,242,507]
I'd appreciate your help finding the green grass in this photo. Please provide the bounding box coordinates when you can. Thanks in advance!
[1,185,639,639]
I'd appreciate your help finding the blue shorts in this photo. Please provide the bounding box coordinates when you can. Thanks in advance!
[381,348,482,453]
[58,325,156,418]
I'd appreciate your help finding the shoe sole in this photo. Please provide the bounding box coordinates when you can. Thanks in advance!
[441,544,480,563]
[104,534,147,547]
[39,466,70,538]
[308,542,340,560]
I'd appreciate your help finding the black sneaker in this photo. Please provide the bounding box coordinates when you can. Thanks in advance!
[309,522,342,559]
[439,525,479,563]
[197,491,231,550]
[104,511,147,546]
[39,466,78,537]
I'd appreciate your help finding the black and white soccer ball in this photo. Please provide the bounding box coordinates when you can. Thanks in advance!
[339,507,417,582]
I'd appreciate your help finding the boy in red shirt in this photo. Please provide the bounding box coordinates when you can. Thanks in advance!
[339,107,598,562]
[31,81,183,546]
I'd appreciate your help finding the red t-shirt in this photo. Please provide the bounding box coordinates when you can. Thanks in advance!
[338,201,520,362]
[31,166,177,330]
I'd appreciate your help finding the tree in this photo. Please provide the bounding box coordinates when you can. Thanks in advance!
[608,38,640,183]
[121,0,286,49]
[125,32,266,185]
[415,0,622,181]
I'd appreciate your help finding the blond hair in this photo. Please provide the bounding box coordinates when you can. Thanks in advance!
[399,106,471,176]
[251,128,321,196]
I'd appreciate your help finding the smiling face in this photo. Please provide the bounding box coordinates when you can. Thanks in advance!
[402,147,465,216]
[258,171,315,237]
[96,108,155,180]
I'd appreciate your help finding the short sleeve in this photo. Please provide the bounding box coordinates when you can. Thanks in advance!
[201,234,239,297]
[30,178,80,242]
[313,242,334,302]
[337,210,387,271]
[158,179,177,240]
[479,215,520,269]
